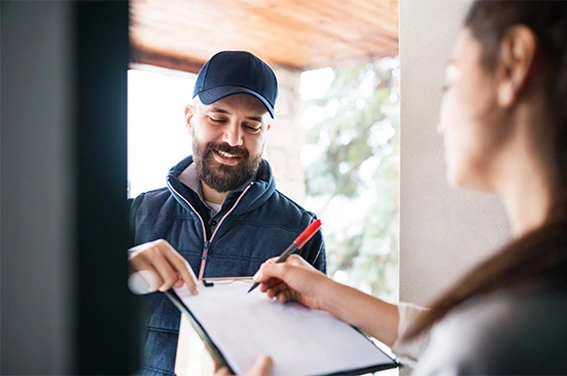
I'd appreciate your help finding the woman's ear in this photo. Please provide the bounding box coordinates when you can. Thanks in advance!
[496,25,537,108]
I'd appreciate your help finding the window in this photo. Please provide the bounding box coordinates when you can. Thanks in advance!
[127,68,196,198]
[300,58,400,301]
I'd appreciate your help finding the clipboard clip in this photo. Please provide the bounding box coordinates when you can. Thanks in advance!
[201,277,253,288]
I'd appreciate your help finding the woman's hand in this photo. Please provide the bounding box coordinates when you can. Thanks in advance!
[215,355,273,376]
[253,254,335,311]
[128,239,198,294]
[255,254,401,346]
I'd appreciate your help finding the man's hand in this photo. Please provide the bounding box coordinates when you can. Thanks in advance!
[128,239,198,294]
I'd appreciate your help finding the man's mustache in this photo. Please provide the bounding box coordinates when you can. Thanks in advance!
[205,143,249,159]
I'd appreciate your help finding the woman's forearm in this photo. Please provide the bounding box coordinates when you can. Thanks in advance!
[320,280,400,346]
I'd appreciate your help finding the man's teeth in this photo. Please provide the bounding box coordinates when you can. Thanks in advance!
[217,150,238,158]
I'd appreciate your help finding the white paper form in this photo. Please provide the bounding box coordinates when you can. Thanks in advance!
[173,280,397,376]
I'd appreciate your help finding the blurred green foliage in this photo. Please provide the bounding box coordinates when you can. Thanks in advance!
[303,57,399,301]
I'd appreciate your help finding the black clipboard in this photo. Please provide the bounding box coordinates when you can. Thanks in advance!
[166,279,399,376]
[165,288,230,371]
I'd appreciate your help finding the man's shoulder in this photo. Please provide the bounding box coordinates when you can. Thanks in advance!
[130,186,173,211]
[267,189,316,217]
[132,186,170,201]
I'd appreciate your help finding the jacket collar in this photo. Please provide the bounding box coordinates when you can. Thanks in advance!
[167,155,276,216]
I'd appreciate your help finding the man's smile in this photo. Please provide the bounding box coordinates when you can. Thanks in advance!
[213,149,242,166]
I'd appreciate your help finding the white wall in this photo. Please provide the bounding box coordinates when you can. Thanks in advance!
[399,0,511,306]
[265,66,306,203]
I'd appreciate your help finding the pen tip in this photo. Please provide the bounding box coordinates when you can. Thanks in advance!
[247,283,259,294]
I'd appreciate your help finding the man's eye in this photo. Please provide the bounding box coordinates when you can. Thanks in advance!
[210,117,225,123]
[246,126,261,133]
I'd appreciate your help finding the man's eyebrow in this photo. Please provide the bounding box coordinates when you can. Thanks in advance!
[209,107,230,114]
[246,115,264,122]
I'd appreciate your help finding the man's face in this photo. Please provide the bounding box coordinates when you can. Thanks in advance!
[185,94,271,193]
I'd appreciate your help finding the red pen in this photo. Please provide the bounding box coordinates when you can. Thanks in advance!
[247,219,322,293]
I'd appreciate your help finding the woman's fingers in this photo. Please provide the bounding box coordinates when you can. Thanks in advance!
[254,264,294,302]
[265,257,280,264]
[214,356,273,376]
[259,277,282,291]
[246,355,273,376]
[254,259,286,283]
[214,366,231,376]
[287,254,314,269]
[274,290,294,304]
[263,280,290,299]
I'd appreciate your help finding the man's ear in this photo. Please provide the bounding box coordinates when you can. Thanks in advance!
[184,105,194,132]
[496,25,537,108]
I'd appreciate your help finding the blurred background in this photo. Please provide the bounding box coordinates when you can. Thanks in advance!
[2,0,511,374]
[128,0,399,302]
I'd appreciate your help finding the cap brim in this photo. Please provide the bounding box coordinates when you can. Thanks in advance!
[196,86,275,118]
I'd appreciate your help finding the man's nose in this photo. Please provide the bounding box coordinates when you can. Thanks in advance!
[222,122,243,147]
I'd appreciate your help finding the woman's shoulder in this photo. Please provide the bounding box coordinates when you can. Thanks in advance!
[414,282,567,375]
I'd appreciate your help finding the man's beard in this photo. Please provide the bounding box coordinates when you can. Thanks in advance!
[192,138,263,193]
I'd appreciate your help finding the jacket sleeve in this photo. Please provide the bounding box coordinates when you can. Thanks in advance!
[128,192,146,247]
[300,216,328,275]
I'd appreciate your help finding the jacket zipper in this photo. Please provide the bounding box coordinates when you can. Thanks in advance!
[167,180,254,280]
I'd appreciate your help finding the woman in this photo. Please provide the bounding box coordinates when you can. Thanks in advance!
[220,1,567,374]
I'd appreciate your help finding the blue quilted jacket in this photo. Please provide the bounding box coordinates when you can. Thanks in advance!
[129,156,327,375]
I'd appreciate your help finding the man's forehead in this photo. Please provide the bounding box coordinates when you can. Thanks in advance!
[201,94,268,112]
[199,94,270,118]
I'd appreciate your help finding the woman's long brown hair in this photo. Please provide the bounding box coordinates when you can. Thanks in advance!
[404,1,567,340]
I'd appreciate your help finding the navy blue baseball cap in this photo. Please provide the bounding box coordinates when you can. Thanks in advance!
[192,51,278,118]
